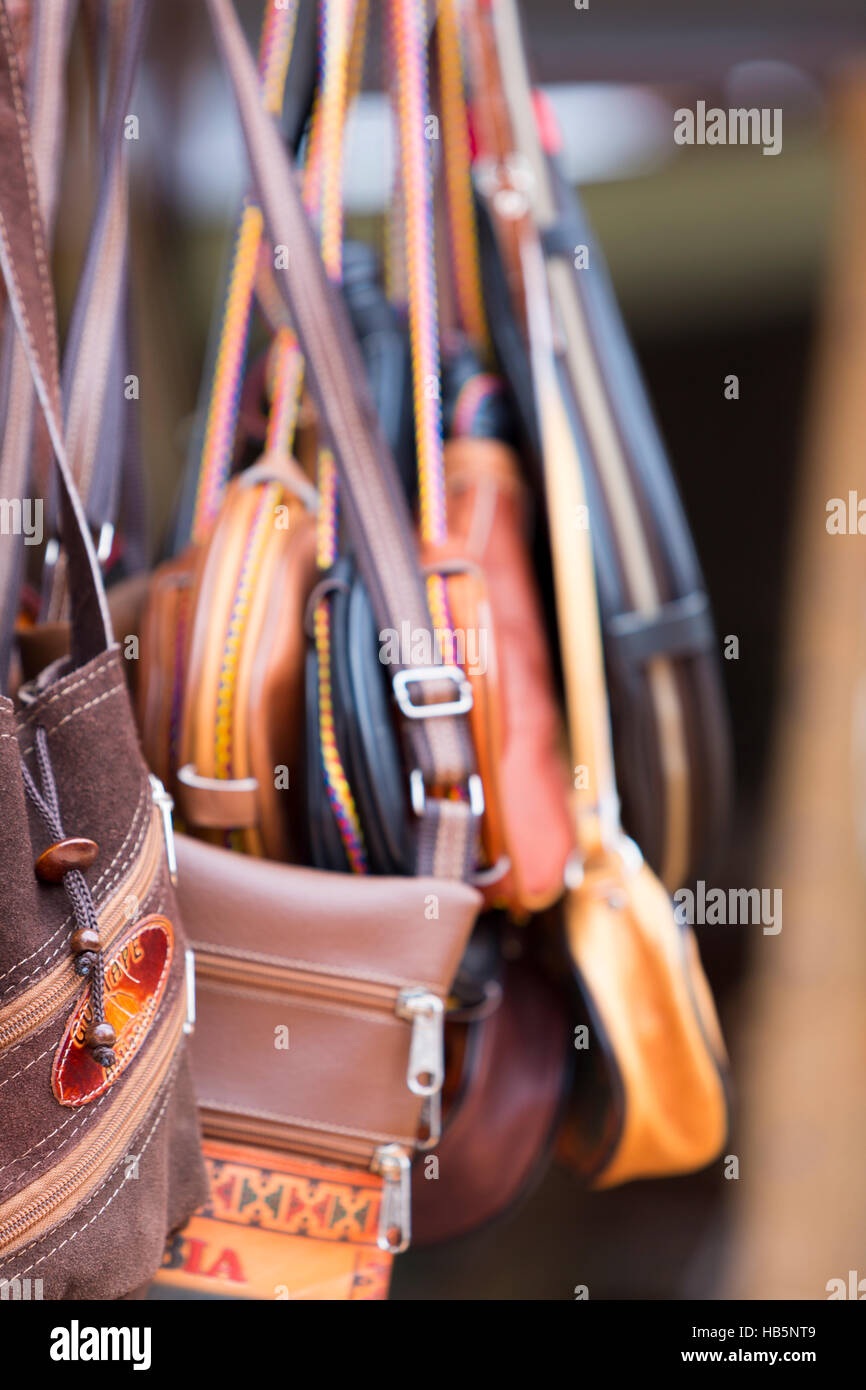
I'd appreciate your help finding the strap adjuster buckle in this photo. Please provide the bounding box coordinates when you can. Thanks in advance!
[409,769,485,820]
[392,665,473,720]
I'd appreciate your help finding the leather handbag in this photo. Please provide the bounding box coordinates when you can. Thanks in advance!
[467,0,732,893]
[0,2,206,1298]
[521,136,729,1184]
[150,0,487,1298]
[175,457,318,861]
[425,432,575,914]
[462,0,729,1187]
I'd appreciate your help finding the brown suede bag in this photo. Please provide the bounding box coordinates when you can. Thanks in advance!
[0,5,205,1299]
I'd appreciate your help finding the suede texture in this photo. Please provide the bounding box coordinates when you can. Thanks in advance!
[0,647,207,1298]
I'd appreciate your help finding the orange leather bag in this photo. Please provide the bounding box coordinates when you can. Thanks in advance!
[174,458,317,861]
[427,435,575,916]
[525,212,729,1186]
[462,0,729,1189]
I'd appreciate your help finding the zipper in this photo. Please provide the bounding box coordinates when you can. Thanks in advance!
[193,950,444,1254]
[0,807,163,1053]
[149,774,177,885]
[0,987,186,1259]
[372,1144,412,1253]
[193,947,445,1103]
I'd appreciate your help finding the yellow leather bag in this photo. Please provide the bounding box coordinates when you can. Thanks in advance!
[524,221,729,1188]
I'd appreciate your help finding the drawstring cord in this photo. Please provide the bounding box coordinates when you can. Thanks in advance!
[21,726,116,1069]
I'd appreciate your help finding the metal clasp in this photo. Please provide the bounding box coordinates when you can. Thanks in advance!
[392,665,473,721]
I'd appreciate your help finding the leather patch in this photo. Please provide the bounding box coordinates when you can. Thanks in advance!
[52,914,175,1108]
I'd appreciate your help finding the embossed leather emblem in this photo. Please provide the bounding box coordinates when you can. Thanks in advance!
[52,914,174,1107]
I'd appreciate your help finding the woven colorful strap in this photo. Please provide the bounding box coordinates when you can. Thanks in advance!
[306,0,370,873]
[436,0,490,356]
[388,0,456,665]
[190,0,300,544]
[264,326,305,457]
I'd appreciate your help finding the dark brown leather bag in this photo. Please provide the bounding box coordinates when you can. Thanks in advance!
[0,1,205,1299]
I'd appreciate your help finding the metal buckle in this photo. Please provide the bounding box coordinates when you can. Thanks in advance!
[392,665,473,720]
[176,765,259,795]
[409,768,485,820]
[43,521,115,572]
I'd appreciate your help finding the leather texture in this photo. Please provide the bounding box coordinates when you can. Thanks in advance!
[137,551,197,790]
[565,850,728,1186]
[426,436,575,913]
[0,3,205,1299]
[412,959,571,1245]
[145,462,318,861]
[175,832,481,1163]
[0,651,207,1298]
[208,0,479,879]
[462,0,729,1189]
[467,0,731,889]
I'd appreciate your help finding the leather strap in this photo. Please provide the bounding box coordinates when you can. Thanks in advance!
[0,0,74,681]
[464,0,620,858]
[175,767,259,831]
[207,0,479,880]
[0,0,112,673]
[607,592,715,668]
[471,0,694,886]
[43,0,149,621]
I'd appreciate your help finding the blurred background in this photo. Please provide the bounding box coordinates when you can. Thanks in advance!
[51,0,866,1298]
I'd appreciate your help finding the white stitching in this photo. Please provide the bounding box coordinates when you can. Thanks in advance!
[16,658,117,727]
[18,683,125,755]
[0,1090,112,1190]
[0,1041,55,1092]
[0,1064,179,1280]
[0,895,168,1181]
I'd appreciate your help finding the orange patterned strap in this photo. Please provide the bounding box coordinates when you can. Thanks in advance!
[155,1140,392,1301]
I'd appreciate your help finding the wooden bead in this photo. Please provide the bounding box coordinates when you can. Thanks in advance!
[35,837,98,884]
[85,1022,116,1050]
[70,928,100,955]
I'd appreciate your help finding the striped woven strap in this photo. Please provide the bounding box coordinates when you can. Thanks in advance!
[208,0,480,880]
[190,0,300,544]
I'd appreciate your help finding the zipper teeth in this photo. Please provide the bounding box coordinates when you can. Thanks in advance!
[193,949,401,1012]
[0,812,162,1052]
[0,989,185,1254]
[198,1106,380,1168]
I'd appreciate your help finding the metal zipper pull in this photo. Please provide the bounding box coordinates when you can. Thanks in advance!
[416,1089,441,1150]
[373,1144,411,1253]
[396,988,444,1096]
[149,775,177,885]
[183,948,197,1036]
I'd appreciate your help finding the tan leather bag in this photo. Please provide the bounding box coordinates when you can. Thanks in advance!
[173,458,317,861]
[524,231,729,1185]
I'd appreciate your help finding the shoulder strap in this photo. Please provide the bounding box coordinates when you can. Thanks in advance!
[0,0,74,681]
[0,0,112,673]
[42,0,150,621]
[207,0,480,879]
[464,0,621,860]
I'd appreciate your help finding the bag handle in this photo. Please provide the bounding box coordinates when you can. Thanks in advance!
[0,0,112,671]
[464,0,621,862]
[207,0,480,879]
[42,0,150,621]
[0,0,74,681]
